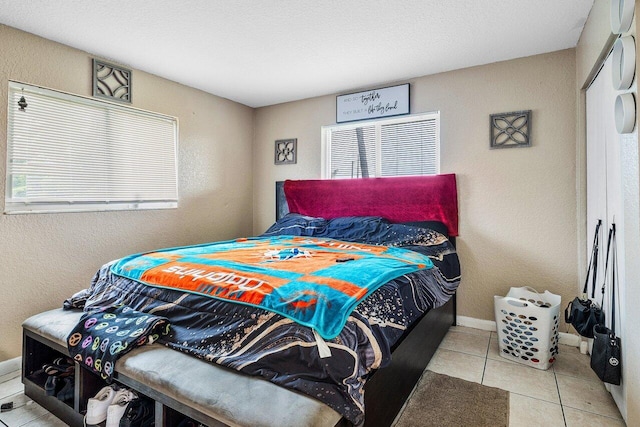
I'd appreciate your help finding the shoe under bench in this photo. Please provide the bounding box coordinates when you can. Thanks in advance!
[22,308,342,427]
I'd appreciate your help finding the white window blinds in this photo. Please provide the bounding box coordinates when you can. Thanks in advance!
[380,118,438,176]
[327,125,376,178]
[322,112,439,179]
[5,81,178,214]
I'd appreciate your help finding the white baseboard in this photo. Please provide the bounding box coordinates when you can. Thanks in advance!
[456,315,497,331]
[558,332,581,347]
[456,315,581,348]
[0,356,21,376]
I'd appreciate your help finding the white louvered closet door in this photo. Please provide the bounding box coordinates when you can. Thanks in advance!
[586,47,637,416]
[587,53,614,282]
[586,49,624,324]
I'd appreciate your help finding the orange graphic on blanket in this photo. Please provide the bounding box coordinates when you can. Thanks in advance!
[200,242,370,274]
[280,290,326,314]
[140,261,286,305]
[298,276,370,300]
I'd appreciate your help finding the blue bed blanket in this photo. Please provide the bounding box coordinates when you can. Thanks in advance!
[110,236,433,339]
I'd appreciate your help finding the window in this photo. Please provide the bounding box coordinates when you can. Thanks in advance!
[5,81,178,214]
[321,112,439,179]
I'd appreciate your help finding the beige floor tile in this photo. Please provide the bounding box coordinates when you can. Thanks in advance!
[426,348,485,384]
[564,406,626,426]
[1,391,33,406]
[439,329,490,357]
[0,376,23,400]
[0,369,21,385]
[556,374,623,420]
[22,411,69,426]
[482,358,560,404]
[509,393,565,427]
[552,345,600,382]
[0,392,50,426]
[0,359,21,378]
[449,325,493,338]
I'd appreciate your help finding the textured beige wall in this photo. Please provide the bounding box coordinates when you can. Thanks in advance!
[0,25,254,361]
[253,50,578,325]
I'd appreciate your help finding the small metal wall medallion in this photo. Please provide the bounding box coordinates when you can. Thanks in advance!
[274,139,297,165]
[93,59,132,103]
[490,110,531,148]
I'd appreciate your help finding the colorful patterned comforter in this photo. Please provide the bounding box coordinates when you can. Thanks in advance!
[65,215,460,426]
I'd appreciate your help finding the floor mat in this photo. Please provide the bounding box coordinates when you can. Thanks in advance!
[394,370,509,427]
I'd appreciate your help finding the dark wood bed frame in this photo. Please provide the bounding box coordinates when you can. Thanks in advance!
[276,181,456,427]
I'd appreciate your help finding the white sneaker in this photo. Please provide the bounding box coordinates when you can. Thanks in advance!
[105,388,138,427]
[85,385,117,425]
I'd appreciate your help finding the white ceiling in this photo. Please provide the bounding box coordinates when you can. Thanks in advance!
[0,0,594,108]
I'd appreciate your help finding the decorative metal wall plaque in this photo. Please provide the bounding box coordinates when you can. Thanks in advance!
[93,59,132,103]
[490,110,531,148]
[274,139,297,164]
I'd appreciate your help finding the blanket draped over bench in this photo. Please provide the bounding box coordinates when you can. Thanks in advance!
[67,304,170,380]
[110,236,433,339]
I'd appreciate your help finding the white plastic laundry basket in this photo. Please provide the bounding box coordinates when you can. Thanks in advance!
[494,286,561,370]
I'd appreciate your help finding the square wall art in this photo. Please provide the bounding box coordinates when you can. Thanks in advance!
[275,139,297,164]
[490,110,531,148]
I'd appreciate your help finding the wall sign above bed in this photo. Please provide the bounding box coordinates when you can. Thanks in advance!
[336,83,409,123]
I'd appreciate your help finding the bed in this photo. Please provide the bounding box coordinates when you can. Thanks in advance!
[273,175,460,426]
[40,174,460,427]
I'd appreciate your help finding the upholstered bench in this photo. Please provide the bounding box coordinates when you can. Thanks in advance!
[22,308,342,427]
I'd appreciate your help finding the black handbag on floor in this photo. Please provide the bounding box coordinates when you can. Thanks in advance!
[565,220,604,338]
[590,224,622,385]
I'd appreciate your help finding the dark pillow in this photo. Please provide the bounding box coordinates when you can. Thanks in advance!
[262,213,327,236]
[263,215,452,250]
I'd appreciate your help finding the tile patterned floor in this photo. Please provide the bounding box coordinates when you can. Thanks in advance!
[0,368,67,427]
[427,326,626,427]
[0,325,626,426]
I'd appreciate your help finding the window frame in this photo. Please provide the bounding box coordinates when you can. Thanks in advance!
[321,111,440,179]
[5,81,179,214]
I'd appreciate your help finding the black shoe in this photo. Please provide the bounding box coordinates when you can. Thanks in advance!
[44,375,58,396]
[56,376,74,403]
[43,358,74,377]
[119,398,154,427]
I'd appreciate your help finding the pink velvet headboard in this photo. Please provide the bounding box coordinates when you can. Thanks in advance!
[283,174,458,236]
